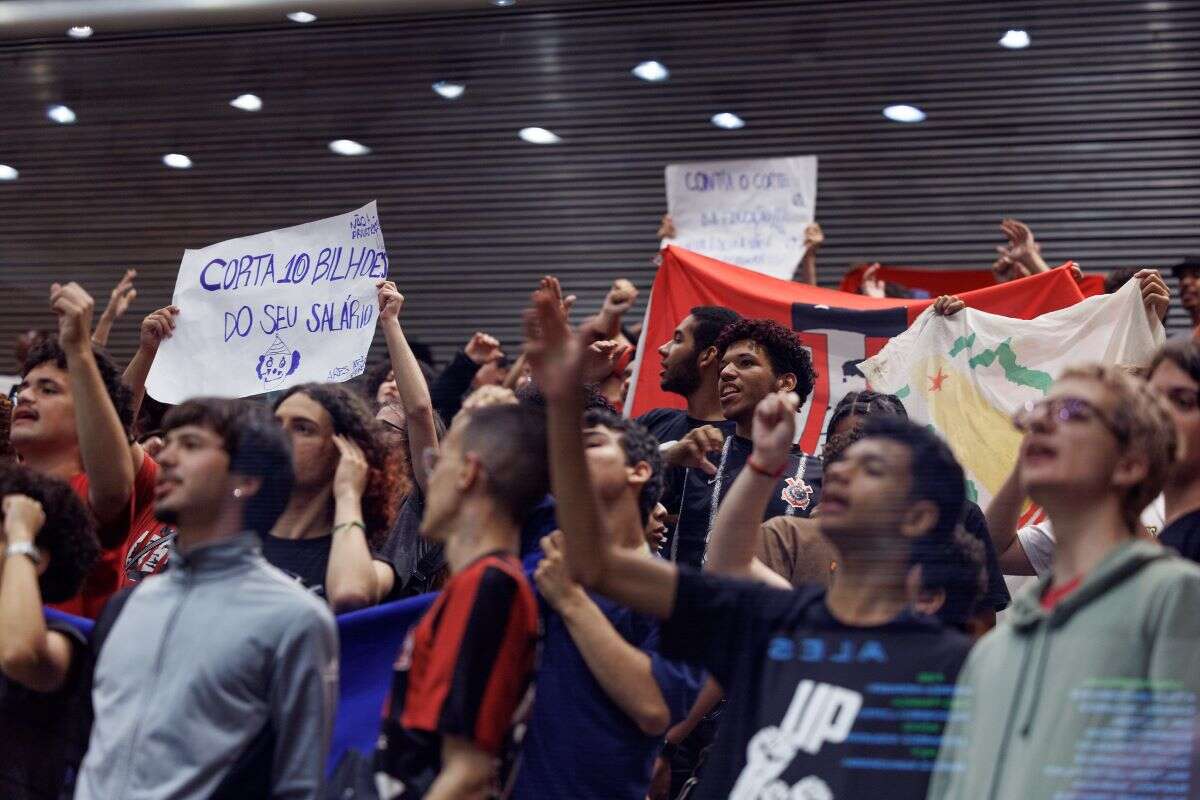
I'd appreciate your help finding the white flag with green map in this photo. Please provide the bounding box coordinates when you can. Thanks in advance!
[860,278,1164,509]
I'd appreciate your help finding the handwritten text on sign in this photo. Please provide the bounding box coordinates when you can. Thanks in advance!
[146,201,387,403]
[663,156,818,280]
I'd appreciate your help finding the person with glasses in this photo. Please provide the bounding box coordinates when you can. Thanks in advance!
[1146,340,1200,562]
[928,363,1200,800]
[373,403,548,800]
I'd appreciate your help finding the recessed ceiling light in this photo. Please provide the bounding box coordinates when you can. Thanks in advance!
[329,139,371,156]
[67,26,93,39]
[632,61,670,82]
[230,94,263,111]
[0,165,18,181]
[287,11,317,23]
[162,153,193,169]
[491,0,516,6]
[999,29,1031,49]
[432,81,466,100]
[710,112,745,130]
[47,104,76,124]
[882,104,926,123]
[518,127,561,144]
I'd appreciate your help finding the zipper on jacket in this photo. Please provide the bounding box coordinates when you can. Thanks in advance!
[986,625,1043,800]
[114,574,192,798]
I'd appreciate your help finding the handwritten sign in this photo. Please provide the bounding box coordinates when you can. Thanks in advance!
[663,156,818,280]
[146,202,387,403]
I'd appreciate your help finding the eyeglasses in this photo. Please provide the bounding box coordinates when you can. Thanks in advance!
[421,446,440,474]
[1012,396,1126,442]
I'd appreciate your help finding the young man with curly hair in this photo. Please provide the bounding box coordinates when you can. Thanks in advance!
[663,318,822,569]
[0,465,100,800]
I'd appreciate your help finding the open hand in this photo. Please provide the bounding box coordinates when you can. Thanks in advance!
[861,263,886,298]
[523,277,582,401]
[331,435,369,502]
[102,269,138,321]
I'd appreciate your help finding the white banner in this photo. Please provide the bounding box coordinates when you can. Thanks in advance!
[146,202,386,403]
[663,155,817,280]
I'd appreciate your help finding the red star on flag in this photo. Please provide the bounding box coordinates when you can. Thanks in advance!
[929,368,948,392]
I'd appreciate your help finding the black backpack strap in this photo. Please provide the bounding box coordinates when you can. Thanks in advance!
[90,585,138,658]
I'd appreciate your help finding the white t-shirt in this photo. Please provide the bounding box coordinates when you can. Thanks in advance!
[1015,494,1166,577]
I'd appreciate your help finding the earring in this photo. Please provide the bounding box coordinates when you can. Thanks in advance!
[233,488,243,498]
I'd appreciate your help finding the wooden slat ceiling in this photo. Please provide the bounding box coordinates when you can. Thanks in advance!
[1,0,1198,375]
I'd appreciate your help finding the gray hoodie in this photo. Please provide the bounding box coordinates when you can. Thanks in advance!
[74,533,339,800]
[927,540,1200,800]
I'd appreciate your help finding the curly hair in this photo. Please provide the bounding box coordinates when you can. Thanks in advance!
[0,465,99,603]
[274,383,399,547]
[911,527,986,631]
[22,339,135,439]
[583,408,664,525]
[714,319,818,404]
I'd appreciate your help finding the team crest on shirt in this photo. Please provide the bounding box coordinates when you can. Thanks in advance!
[781,476,814,511]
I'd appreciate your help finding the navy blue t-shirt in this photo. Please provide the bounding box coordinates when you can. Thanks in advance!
[513,592,703,800]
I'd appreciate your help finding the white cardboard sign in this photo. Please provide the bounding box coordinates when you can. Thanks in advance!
[146,201,386,403]
[663,155,818,279]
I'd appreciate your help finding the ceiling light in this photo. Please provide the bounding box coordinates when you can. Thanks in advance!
[329,139,371,156]
[67,26,93,39]
[47,105,76,124]
[162,153,193,169]
[882,104,926,123]
[230,94,263,111]
[432,81,465,100]
[632,61,670,82]
[0,165,18,181]
[491,0,516,6]
[710,112,745,130]
[518,127,561,144]
[999,29,1031,49]
[287,11,317,23]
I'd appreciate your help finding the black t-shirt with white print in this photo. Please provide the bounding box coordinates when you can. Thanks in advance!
[660,569,971,800]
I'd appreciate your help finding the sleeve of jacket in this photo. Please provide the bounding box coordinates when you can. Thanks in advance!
[429,351,481,424]
[269,604,340,800]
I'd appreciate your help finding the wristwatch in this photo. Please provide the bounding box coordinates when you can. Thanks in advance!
[4,541,42,566]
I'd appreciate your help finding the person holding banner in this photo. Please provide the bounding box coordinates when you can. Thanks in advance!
[269,382,399,611]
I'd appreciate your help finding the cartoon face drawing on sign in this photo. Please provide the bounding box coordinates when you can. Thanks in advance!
[256,334,301,385]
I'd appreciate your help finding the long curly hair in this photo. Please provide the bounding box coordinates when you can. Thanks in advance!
[274,383,398,547]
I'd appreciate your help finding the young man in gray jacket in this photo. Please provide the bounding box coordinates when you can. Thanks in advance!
[74,398,339,800]
[928,364,1200,800]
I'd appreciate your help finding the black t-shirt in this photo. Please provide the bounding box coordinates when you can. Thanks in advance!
[660,570,972,800]
[961,501,1011,611]
[0,621,93,800]
[1159,508,1200,563]
[636,408,735,447]
[667,433,822,569]
[260,534,333,597]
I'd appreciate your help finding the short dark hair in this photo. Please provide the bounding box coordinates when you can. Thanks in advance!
[22,339,135,438]
[1104,267,1140,295]
[858,416,966,541]
[911,528,986,631]
[0,465,99,603]
[1150,339,1200,386]
[828,390,907,435]
[583,408,663,525]
[516,382,616,414]
[689,306,742,353]
[162,398,295,536]
[456,404,550,526]
[714,318,818,403]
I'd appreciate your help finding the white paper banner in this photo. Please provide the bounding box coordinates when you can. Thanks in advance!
[663,155,817,280]
[146,201,387,403]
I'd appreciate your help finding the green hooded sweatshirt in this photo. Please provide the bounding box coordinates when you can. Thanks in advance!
[927,540,1200,800]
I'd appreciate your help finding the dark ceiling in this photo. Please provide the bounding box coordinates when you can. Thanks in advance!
[1,0,1198,373]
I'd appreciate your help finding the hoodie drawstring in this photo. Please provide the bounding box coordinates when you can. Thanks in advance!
[1018,625,1052,736]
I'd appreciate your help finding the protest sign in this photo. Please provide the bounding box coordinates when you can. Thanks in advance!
[146,202,387,403]
[662,155,817,279]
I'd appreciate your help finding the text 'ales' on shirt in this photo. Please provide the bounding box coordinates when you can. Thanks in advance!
[660,570,971,800]
[669,434,822,570]
[376,552,539,798]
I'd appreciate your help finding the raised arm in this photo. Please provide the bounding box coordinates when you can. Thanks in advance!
[797,222,823,285]
[706,391,800,582]
[0,495,74,693]
[51,283,135,529]
[91,268,137,348]
[589,278,639,341]
[123,305,178,423]
[376,281,439,493]
[535,532,670,735]
[526,282,678,619]
[324,435,394,611]
[986,465,1036,575]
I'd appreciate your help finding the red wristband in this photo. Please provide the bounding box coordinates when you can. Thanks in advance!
[746,456,786,479]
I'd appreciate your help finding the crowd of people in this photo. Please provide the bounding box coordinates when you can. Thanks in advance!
[2,215,1199,800]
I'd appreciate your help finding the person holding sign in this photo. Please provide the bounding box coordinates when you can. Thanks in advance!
[268,382,400,611]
